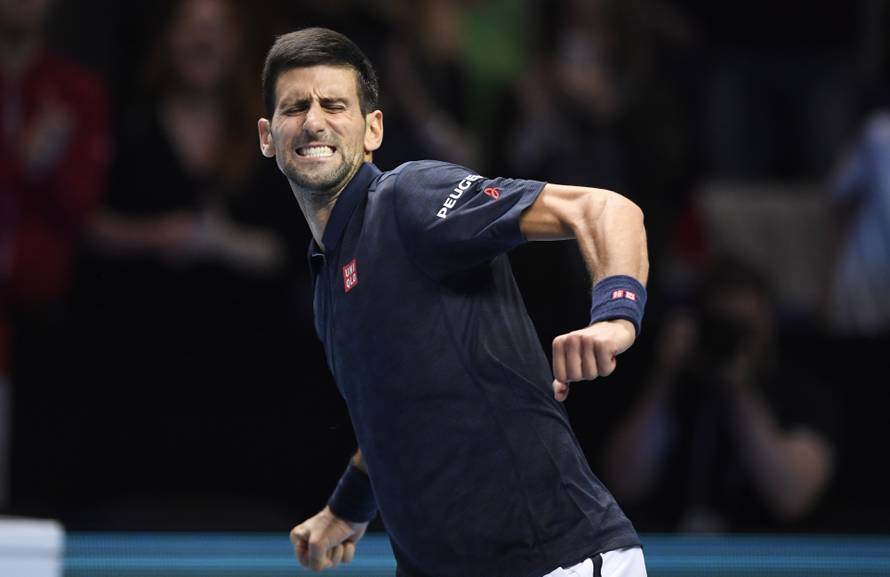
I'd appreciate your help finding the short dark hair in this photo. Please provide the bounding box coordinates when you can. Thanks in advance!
[261,27,379,118]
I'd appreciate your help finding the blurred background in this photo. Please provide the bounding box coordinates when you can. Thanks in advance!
[1,0,889,554]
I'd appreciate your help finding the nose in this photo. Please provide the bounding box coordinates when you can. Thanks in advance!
[302,101,326,135]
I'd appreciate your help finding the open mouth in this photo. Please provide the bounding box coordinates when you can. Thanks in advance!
[296,145,336,158]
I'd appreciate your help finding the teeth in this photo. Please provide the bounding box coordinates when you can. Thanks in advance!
[298,145,334,157]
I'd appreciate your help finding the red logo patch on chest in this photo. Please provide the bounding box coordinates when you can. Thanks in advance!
[343,259,358,293]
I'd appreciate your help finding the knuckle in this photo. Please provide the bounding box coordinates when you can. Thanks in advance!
[308,538,327,555]
[589,333,607,346]
[584,334,603,348]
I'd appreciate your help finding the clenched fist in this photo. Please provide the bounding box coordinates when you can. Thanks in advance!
[551,319,636,401]
[290,506,368,571]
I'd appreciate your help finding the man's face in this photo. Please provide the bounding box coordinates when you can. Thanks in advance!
[258,65,382,198]
[168,0,236,92]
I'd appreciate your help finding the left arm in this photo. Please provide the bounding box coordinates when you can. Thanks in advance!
[520,184,649,400]
[722,363,835,520]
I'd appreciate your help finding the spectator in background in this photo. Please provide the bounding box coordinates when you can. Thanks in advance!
[0,0,108,510]
[362,0,535,173]
[508,0,626,190]
[827,111,890,338]
[507,0,693,196]
[376,0,479,170]
[89,0,284,276]
[80,0,306,510]
[504,0,695,344]
[602,257,836,532]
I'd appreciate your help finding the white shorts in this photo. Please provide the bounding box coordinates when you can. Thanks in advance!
[542,546,647,577]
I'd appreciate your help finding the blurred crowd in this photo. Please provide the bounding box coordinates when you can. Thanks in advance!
[1,0,888,533]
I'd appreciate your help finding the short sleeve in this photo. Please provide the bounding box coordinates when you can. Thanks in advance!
[392,161,546,278]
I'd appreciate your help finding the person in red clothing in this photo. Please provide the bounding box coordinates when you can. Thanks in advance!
[0,0,109,508]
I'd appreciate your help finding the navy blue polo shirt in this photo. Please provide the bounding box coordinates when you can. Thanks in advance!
[309,161,640,577]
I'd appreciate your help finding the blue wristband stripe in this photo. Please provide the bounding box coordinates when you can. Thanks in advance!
[327,463,377,523]
[589,275,647,336]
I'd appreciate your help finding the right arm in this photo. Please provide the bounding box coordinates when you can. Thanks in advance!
[289,450,370,572]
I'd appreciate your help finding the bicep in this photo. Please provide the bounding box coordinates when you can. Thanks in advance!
[519,183,610,241]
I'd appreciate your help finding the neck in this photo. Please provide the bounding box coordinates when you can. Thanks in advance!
[298,193,339,251]
[0,28,40,77]
[291,161,364,251]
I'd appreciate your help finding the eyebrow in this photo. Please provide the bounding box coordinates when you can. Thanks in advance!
[319,96,349,106]
[279,95,350,109]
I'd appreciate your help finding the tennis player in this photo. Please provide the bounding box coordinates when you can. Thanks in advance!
[257,27,649,577]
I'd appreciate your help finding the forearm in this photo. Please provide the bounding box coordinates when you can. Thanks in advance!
[728,386,834,519]
[350,449,367,474]
[521,184,649,284]
[576,192,648,284]
[328,449,376,523]
[89,210,175,251]
[522,184,649,393]
[603,374,672,500]
[209,219,283,270]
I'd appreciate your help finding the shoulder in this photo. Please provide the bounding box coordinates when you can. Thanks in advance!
[372,160,478,208]
[385,160,484,215]
[380,160,472,213]
[386,160,479,192]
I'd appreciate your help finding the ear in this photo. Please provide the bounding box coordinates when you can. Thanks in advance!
[258,118,276,158]
[363,110,383,154]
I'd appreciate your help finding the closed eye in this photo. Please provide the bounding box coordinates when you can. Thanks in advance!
[321,99,348,112]
[281,103,308,115]
[279,98,349,115]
